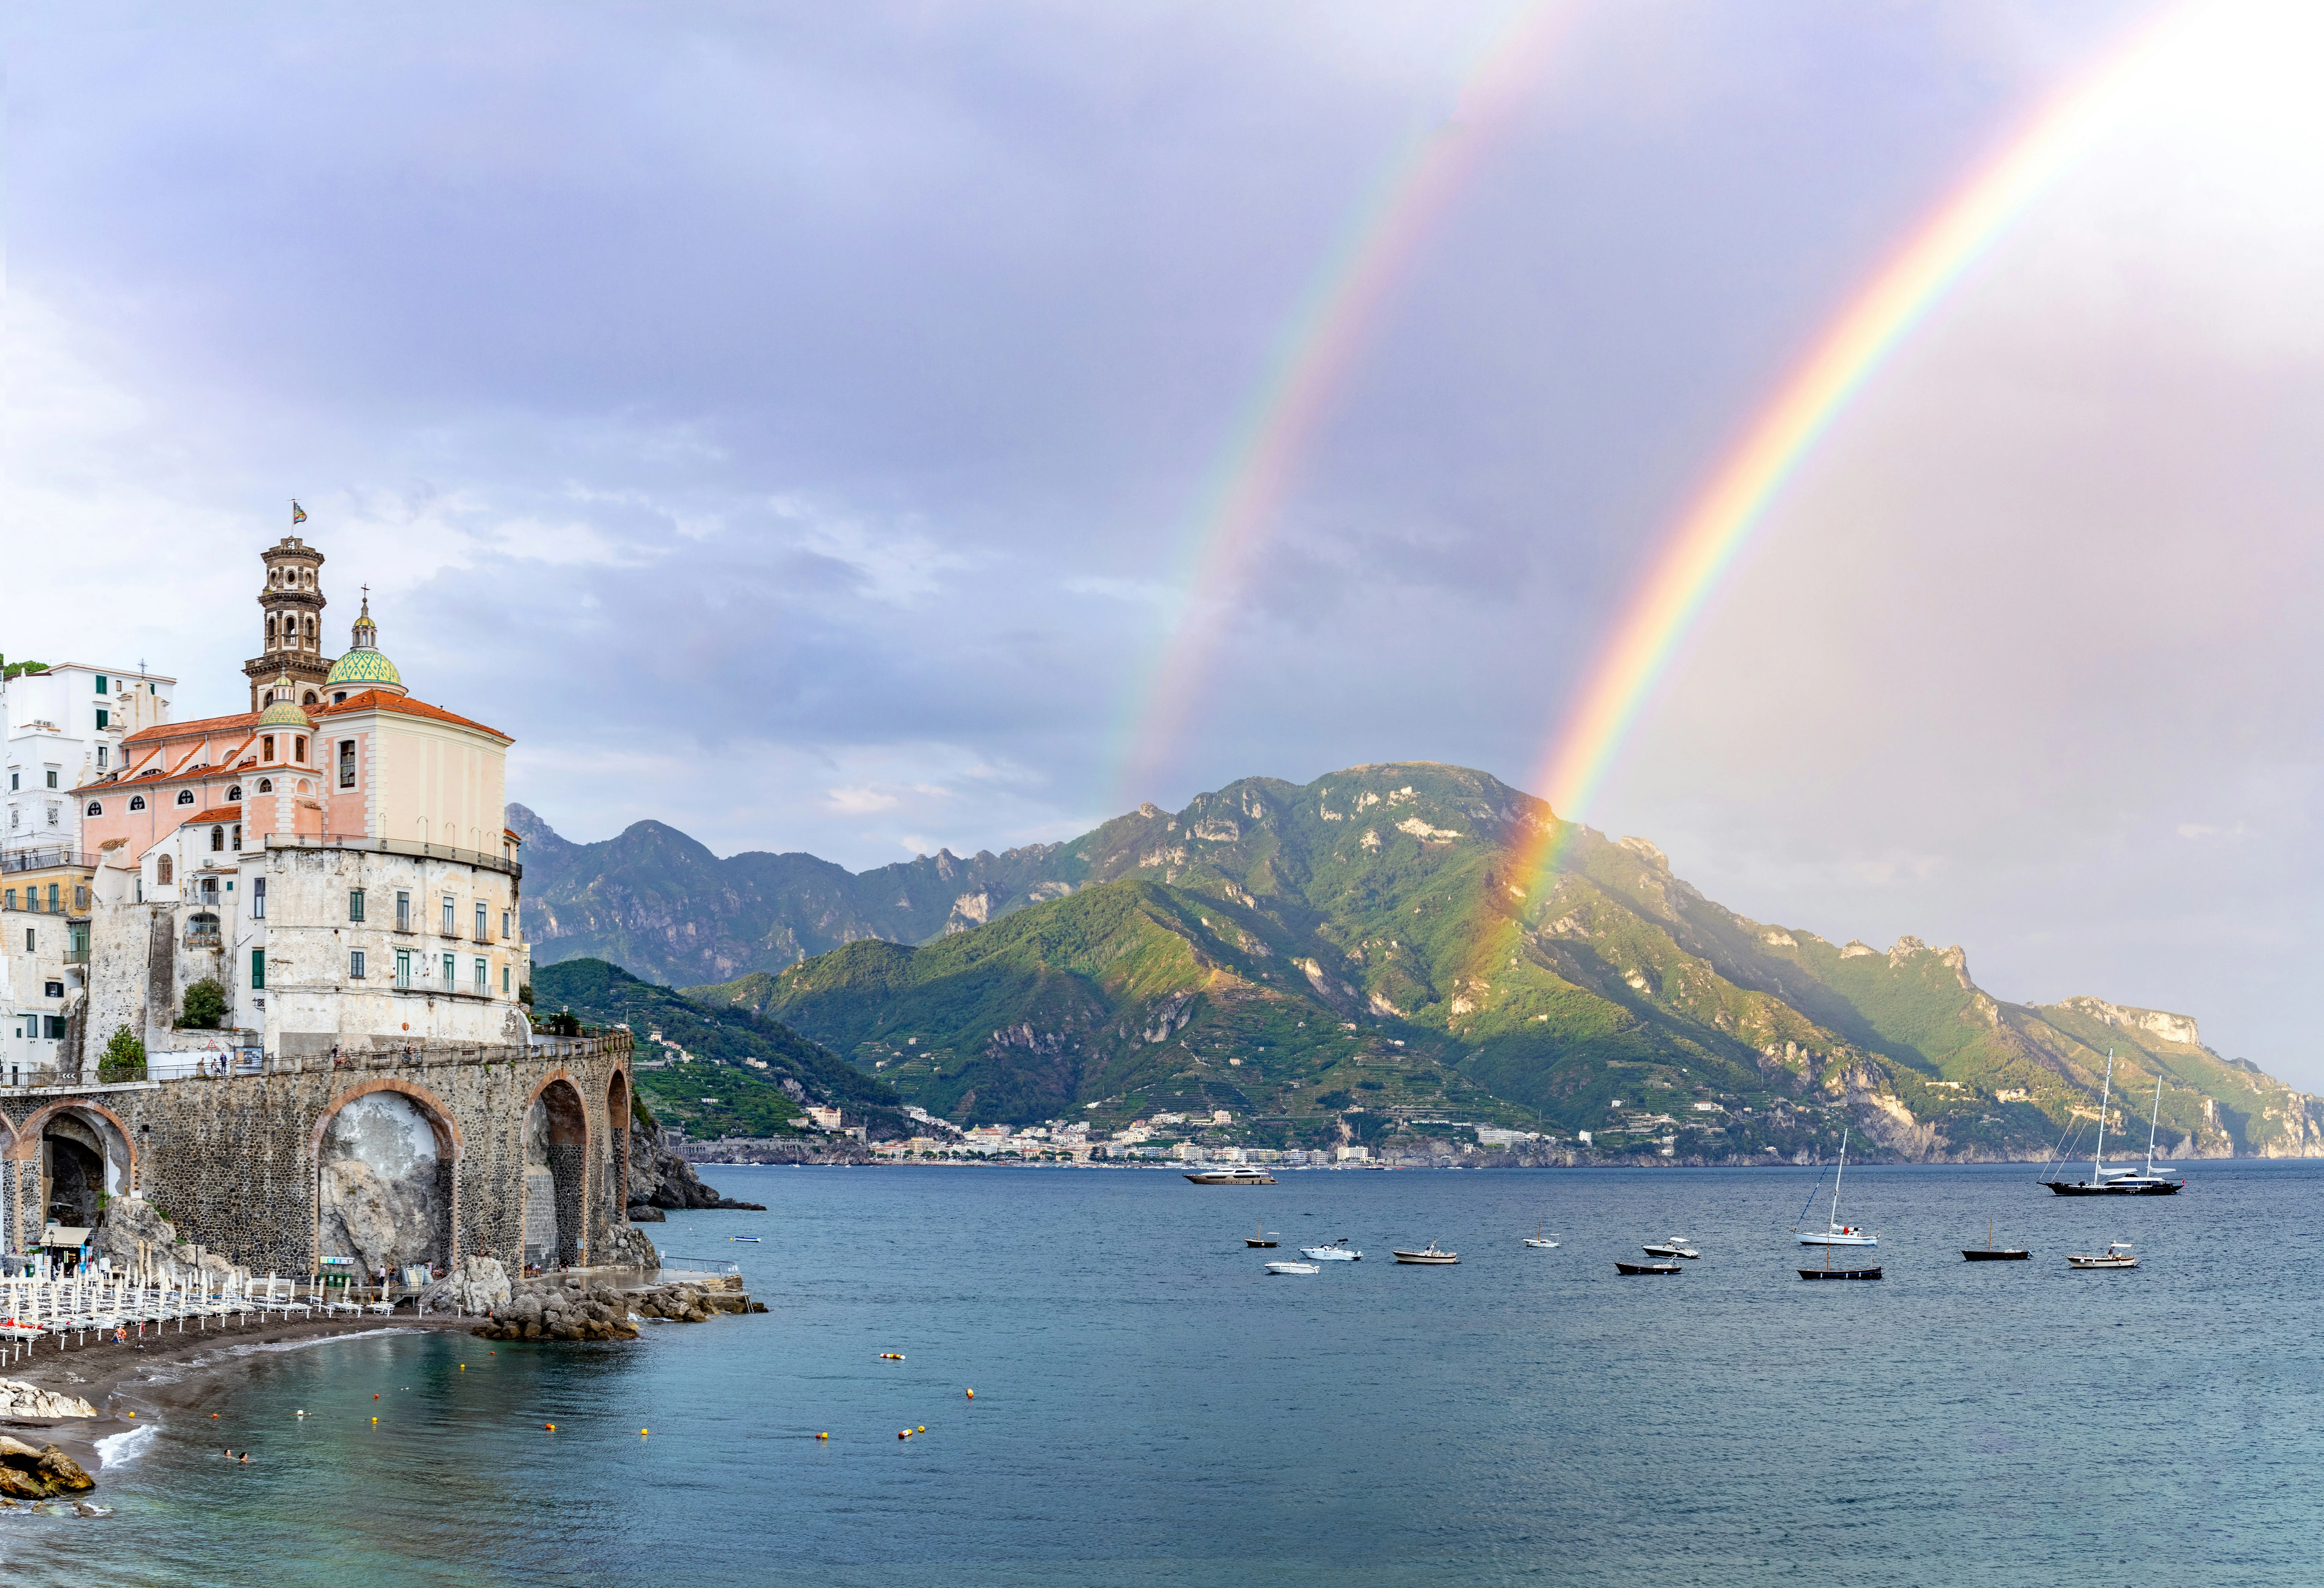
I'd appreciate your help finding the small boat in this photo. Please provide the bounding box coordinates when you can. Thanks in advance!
[1265,1261,1321,1276]
[1796,1127,1878,1246]
[1245,1222,1278,1249]
[1641,1236,1700,1259]
[1392,1244,1459,1265]
[1615,1261,1682,1276]
[1524,1220,1559,1249]
[1798,1246,1880,1281]
[2043,1061,2185,1195]
[731,1236,762,1243]
[1184,1166,1277,1185]
[2066,1241,2138,1269]
[1962,1219,2029,1262]
[1300,1240,1361,1262]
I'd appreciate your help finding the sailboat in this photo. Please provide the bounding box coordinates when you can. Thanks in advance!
[2041,1054,2185,1196]
[1245,1221,1279,1248]
[1524,1221,1559,1249]
[1961,1219,2029,1262]
[1795,1128,1877,1246]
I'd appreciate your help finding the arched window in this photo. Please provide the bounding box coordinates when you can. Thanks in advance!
[210,825,225,851]
[157,854,173,885]
[257,778,272,794]
[226,785,242,802]
[129,795,146,812]
[187,910,219,939]
[231,823,242,850]
[295,737,307,762]
[262,734,275,761]
[176,789,196,806]
[267,614,278,646]
[86,801,102,817]
[302,691,318,706]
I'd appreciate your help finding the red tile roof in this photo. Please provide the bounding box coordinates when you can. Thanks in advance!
[180,806,245,825]
[320,690,510,742]
[123,710,260,745]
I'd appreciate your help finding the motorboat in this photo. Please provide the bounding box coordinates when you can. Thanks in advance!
[1184,1166,1277,1185]
[1795,1128,1878,1246]
[1524,1220,1559,1249]
[1641,1237,1700,1259]
[1962,1219,2029,1262]
[1615,1261,1682,1276]
[1265,1261,1321,1276]
[1245,1222,1279,1248]
[2066,1241,2138,1270]
[2043,1059,2185,1195]
[1392,1244,1459,1265]
[1300,1240,1361,1262]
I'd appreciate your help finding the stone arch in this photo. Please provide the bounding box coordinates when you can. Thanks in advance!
[524,1074,589,1270]
[605,1067,632,1223]
[311,1080,461,1281]
[5,1102,135,1242]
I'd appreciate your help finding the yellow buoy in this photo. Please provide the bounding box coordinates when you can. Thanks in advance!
[916,1426,925,1433]
[640,1429,649,1437]
[965,1389,974,1399]
[817,1432,829,1440]
[545,1423,556,1431]
[371,1417,378,1424]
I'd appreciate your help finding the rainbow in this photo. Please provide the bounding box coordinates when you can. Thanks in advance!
[1513,2,2198,890]
[1113,0,1578,803]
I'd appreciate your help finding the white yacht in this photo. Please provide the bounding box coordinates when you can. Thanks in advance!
[1301,1239,1362,1261]
[1796,1129,1878,1247]
[1184,1166,1277,1185]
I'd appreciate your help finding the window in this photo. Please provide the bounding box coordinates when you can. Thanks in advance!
[395,891,411,931]
[45,770,58,789]
[394,949,412,989]
[129,795,145,812]
[441,952,456,985]
[45,804,58,827]
[350,949,366,979]
[251,949,265,990]
[86,801,101,817]
[476,901,488,940]
[176,790,195,806]
[96,746,107,769]
[96,675,108,693]
[74,886,88,910]
[232,823,241,850]
[294,736,307,762]
[43,1017,65,1040]
[226,785,241,802]
[339,740,355,788]
[3,890,12,909]
[200,877,218,905]
[210,825,225,852]
[45,980,65,998]
[157,855,173,885]
[474,956,487,992]
[441,895,455,934]
[251,877,266,920]
[22,929,32,951]
[349,888,365,922]
[45,884,58,912]
[96,709,109,730]
[188,911,220,939]
[262,735,275,761]
[502,964,512,994]
[333,692,347,705]
[503,909,513,939]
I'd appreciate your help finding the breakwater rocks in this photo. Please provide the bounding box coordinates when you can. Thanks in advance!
[632,1283,762,1324]
[468,1273,766,1341]
[0,1378,98,1419]
[0,1436,96,1500]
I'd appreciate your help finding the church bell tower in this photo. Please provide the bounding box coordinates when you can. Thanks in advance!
[244,535,334,711]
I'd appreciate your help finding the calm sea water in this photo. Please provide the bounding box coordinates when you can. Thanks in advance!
[6,1160,2322,1586]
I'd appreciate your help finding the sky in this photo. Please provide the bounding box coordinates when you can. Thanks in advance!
[7,1,2324,1077]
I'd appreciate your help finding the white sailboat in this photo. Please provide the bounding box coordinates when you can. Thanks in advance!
[1795,1127,1877,1247]
[2042,1052,2185,1195]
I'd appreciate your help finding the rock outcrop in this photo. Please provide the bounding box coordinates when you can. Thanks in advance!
[599,1221,661,1270]
[0,1437,96,1499]
[0,1380,97,1419]
[418,1255,512,1316]
[627,1120,764,1211]
[90,1198,248,1284]
[470,1275,640,1342]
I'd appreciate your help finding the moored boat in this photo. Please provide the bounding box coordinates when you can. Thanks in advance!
[1962,1219,2029,1261]
[1641,1237,1700,1259]
[1799,1244,1881,1281]
[1300,1240,1361,1261]
[1265,1261,1321,1276]
[1184,1166,1277,1185]
[2042,1059,2185,1196]
[1795,1128,1878,1246]
[1615,1261,1682,1276]
[1524,1220,1559,1250]
[1392,1244,1459,1265]
[1245,1221,1278,1248]
[2066,1241,2138,1270]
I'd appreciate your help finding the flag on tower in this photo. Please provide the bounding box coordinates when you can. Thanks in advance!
[291,500,307,524]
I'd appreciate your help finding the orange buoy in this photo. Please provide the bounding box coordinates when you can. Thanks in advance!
[545,1423,556,1431]
[965,1389,974,1399]
[374,1394,380,1400]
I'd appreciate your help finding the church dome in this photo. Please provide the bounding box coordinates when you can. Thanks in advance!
[325,592,407,697]
[256,672,313,729]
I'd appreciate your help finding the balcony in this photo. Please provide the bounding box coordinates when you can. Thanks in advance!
[1,847,94,875]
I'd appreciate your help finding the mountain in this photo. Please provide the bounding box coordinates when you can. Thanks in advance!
[520,764,2324,1159]
[529,958,914,1142]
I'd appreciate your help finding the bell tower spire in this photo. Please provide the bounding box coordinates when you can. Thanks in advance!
[243,526,333,712]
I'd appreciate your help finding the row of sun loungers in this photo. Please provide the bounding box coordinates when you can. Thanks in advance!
[0,1270,360,1359]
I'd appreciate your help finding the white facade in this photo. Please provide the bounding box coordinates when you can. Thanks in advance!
[0,907,75,1090]
[3,662,175,857]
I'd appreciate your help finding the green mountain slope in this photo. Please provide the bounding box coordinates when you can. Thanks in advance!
[680,762,2324,1160]
[531,958,914,1142]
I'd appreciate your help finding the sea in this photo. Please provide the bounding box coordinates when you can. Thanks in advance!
[6,1159,2322,1586]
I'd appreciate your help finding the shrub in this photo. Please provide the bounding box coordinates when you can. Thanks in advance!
[1316,1090,1354,1111]
[178,979,229,1030]
[97,1026,148,1083]
[519,981,535,1007]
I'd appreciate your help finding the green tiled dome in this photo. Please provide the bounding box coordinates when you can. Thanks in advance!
[256,672,312,728]
[325,645,403,689]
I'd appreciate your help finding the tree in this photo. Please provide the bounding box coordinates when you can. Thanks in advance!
[97,1027,147,1083]
[179,978,229,1030]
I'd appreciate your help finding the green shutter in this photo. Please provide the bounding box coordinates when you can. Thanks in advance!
[252,948,266,990]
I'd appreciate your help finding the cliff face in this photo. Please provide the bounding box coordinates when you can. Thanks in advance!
[521,766,2321,1159]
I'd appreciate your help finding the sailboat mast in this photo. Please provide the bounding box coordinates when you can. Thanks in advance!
[1831,1128,1848,1230]
[2146,1072,2164,1176]
[2092,1052,2113,1181]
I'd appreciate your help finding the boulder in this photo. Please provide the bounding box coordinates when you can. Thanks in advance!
[601,1222,661,1270]
[0,1437,95,1499]
[418,1255,511,1316]
[0,1380,98,1419]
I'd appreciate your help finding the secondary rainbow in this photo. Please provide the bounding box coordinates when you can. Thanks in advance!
[1112,0,1578,803]
[1513,3,2198,889]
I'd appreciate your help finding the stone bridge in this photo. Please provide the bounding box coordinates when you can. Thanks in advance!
[0,1034,632,1278]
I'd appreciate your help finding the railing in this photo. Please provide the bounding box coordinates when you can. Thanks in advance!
[0,848,93,875]
[264,832,521,881]
[61,948,90,965]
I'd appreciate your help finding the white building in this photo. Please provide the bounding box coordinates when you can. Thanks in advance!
[0,906,74,1089]
[2,661,175,858]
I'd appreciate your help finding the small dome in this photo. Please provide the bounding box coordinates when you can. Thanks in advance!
[326,591,407,696]
[256,671,312,730]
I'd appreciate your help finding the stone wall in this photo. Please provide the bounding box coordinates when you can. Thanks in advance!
[0,1033,629,1276]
